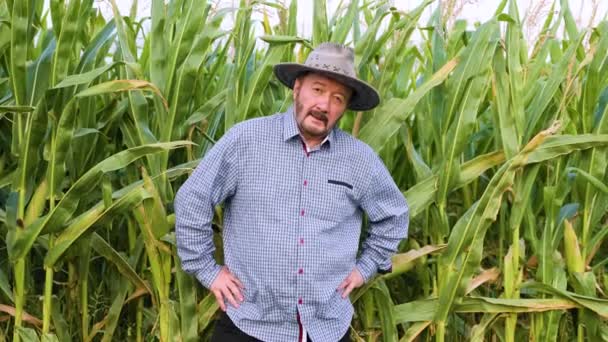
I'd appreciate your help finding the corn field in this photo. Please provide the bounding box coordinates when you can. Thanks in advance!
[0,0,607,340]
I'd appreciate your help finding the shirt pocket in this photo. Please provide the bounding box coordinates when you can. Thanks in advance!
[311,178,357,223]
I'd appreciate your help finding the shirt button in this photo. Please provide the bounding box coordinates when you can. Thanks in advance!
[298,268,304,274]
[303,180,308,186]
[298,298,303,305]
[299,238,304,245]
[300,209,305,216]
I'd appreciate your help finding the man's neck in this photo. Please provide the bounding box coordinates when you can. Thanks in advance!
[301,135,324,149]
[300,133,332,154]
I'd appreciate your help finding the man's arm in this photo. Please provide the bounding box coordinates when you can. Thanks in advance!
[356,156,409,282]
[174,127,240,289]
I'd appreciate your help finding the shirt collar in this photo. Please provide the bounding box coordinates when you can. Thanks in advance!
[282,106,335,149]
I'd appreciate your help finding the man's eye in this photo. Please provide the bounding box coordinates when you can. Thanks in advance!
[313,87,322,94]
[334,96,344,104]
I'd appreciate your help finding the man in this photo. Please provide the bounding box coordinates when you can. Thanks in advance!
[175,43,409,342]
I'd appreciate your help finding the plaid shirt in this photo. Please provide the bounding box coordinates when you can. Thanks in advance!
[175,107,409,342]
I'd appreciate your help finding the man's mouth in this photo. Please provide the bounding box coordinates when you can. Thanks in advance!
[308,111,328,124]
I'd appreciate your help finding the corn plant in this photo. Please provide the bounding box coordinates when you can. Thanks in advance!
[0,0,607,341]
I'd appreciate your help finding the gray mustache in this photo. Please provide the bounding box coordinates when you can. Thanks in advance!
[309,111,328,123]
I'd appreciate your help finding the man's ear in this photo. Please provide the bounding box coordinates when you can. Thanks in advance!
[292,78,301,100]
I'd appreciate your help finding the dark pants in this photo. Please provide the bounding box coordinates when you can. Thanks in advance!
[211,311,351,342]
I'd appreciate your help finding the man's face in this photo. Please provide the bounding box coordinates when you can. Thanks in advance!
[293,73,352,142]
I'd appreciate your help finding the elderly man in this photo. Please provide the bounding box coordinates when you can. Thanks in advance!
[175,43,409,342]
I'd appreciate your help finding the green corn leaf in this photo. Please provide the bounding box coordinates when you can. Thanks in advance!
[23,179,47,226]
[197,292,219,333]
[525,33,585,140]
[183,89,228,128]
[7,141,191,261]
[54,62,125,89]
[163,14,227,145]
[568,167,608,194]
[435,123,564,328]
[404,150,504,218]
[359,58,458,152]
[522,282,608,318]
[10,0,29,106]
[75,79,168,109]
[166,0,209,98]
[14,98,48,221]
[50,296,69,342]
[75,19,117,74]
[235,43,290,125]
[44,186,152,266]
[436,20,499,220]
[259,35,312,48]
[100,280,129,342]
[47,99,78,198]
[26,37,55,106]
[176,259,198,342]
[401,321,431,342]
[150,0,168,94]
[372,280,397,342]
[525,134,608,164]
[50,0,81,86]
[41,333,59,342]
[0,106,35,113]
[110,0,160,182]
[16,327,39,342]
[492,46,519,158]
[312,0,329,46]
[330,0,358,44]
[90,232,152,296]
[0,268,13,303]
[387,244,447,278]
[396,297,579,323]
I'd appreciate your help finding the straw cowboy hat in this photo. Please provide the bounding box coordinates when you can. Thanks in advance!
[273,42,380,111]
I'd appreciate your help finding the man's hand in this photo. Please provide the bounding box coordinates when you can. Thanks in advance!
[210,266,245,311]
[337,268,364,298]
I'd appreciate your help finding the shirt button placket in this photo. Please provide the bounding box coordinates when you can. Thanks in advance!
[298,144,309,309]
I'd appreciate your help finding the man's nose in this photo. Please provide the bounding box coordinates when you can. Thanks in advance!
[314,95,330,112]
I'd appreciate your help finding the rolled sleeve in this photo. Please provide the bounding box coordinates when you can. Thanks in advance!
[174,127,240,289]
[357,155,409,282]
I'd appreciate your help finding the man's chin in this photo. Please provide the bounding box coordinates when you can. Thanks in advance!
[303,121,326,132]
[302,127,328,139]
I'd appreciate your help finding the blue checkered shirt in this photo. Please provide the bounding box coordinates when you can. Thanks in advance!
[175,107,409,342]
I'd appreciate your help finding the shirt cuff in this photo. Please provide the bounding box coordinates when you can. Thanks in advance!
[195,263,223,289]
[355,257,377,283]
[377,258,393,275]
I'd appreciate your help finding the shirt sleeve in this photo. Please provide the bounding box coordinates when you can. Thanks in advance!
[355,155,409,282]
[174,127,240,289]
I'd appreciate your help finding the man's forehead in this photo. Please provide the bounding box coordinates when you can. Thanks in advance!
[301,73,353,95]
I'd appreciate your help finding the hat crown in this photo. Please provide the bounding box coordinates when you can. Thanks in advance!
[304,43,356,78]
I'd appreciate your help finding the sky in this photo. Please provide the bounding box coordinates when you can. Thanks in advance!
[96,0,608,43]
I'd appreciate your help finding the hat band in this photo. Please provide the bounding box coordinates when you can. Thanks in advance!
[304,53,356,78]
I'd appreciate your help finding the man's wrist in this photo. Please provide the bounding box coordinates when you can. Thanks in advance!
[355,258,376,283]
[196,263,223,289]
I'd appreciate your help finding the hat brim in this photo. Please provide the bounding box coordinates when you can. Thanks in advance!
[273,63,380,111]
